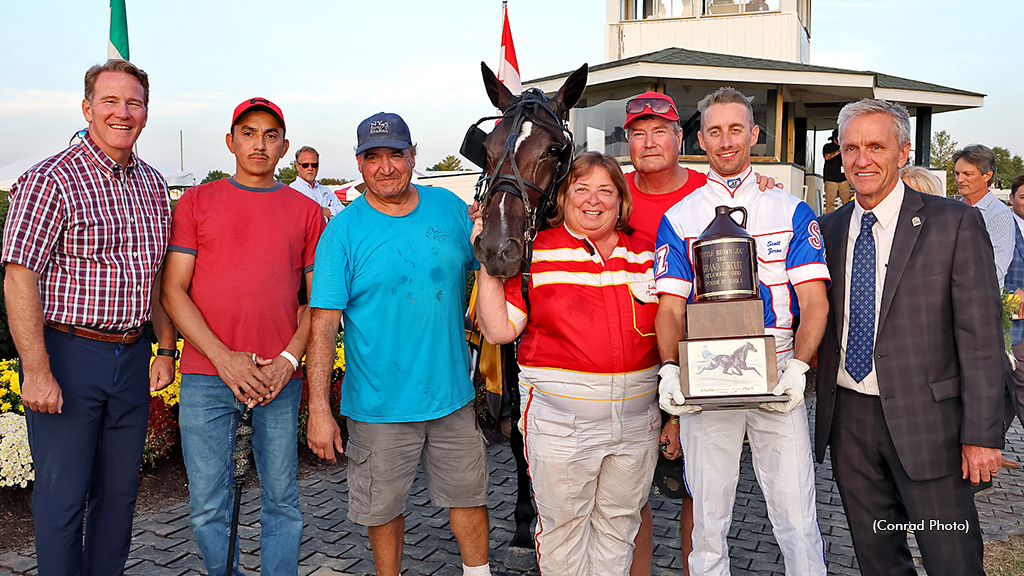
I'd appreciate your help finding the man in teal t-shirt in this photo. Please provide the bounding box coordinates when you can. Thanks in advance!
[306,112,492,576]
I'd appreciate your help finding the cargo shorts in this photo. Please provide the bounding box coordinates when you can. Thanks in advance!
[344,402,489,526]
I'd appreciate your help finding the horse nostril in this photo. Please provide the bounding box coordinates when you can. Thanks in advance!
[499,239,523,263]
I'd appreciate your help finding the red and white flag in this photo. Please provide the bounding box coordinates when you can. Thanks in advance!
[497,3,521,95]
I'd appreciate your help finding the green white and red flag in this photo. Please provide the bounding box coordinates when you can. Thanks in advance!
[108,0,130,61]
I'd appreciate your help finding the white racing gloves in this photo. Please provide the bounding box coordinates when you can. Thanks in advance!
[760,358,808,413]
[658,362,701,415]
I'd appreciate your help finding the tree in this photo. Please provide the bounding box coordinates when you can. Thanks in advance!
[929,130,958,195]
[992,146,1024,189]
[200,170,230,184]
[428,155,465,172]
[276,161,298,185]
[1012,156,1024,184]
[319,177,350,186]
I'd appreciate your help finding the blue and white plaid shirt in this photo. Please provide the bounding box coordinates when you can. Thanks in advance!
[965,191,1014,288]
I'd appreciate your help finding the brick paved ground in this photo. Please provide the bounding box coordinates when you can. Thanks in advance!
[1,400,1021,575]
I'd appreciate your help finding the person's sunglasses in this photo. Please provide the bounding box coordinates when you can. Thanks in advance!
[626,97,677,116]
[69,128,88,146]
[299,162,319,169]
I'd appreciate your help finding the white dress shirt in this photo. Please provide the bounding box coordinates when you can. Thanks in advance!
[837,180,905,395]
[290,177,345,217]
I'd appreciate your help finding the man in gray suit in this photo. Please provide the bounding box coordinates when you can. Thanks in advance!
[815,99,1005,575]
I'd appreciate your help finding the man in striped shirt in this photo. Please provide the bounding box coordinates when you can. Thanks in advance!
[2,59,175,576]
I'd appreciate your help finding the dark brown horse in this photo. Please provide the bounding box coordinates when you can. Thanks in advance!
[462,62,587,570]
[464,61,588,279]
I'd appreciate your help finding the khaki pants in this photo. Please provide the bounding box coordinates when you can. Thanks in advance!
[824,180,851,213]
[521,385,660,576]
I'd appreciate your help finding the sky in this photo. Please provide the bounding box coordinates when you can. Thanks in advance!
[0,0,1021,184]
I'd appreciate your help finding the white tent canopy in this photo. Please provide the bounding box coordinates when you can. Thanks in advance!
[161,170,195,188]
[0,146,195,192]
[0,145,66,191]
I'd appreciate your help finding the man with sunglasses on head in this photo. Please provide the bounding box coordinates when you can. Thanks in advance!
[2,58,176,576]
[623,90,779,576]
[621,90,704,576]
[291,145,345,220]
[161,97,325,576]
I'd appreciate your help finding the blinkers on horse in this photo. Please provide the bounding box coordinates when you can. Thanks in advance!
[463,62,588,282]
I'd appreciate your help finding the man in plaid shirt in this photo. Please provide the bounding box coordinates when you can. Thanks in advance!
[2,59,176,576]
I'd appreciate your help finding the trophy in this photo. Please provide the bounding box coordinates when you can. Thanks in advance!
[678,206,782,409]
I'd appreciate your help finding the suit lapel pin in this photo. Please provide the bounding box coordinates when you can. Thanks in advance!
[912,216,921,227]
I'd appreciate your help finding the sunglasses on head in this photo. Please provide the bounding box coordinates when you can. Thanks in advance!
[299,162,319,169]
[626,97,677,116]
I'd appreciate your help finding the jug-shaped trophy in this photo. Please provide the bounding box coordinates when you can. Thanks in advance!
[692,206,759,301]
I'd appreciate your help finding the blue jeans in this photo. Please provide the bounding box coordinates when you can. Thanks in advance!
[179,374,303,576]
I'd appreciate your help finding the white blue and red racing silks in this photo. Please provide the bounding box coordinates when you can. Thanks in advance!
[654,165,830,360]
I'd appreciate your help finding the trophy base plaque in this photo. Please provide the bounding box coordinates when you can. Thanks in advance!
[678,335,778,402]
[680,299,787,410]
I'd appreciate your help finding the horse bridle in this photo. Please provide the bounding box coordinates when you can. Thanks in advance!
[461,88,574,308]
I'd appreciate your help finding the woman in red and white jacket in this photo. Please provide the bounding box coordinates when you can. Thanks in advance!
[474,152,661,576]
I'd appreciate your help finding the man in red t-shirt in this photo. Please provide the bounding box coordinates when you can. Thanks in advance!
[162,98,324,576]
[623,91,699,576]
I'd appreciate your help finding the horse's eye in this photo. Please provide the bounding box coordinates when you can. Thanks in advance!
[547,145,563,157]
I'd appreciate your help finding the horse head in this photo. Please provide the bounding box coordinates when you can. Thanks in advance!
[465,62,588,278]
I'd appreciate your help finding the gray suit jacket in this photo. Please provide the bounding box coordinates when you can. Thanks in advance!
[815,187,1006,481]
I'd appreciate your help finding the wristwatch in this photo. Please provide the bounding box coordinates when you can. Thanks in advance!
[156,347,180,360]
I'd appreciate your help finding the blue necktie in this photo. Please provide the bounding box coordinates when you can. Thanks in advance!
[846,212,877,383]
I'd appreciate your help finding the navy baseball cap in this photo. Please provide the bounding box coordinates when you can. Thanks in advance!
[355,112,412,155]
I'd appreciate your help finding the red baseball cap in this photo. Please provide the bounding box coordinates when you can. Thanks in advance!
[624,91,679,128]
[231,97,286,132]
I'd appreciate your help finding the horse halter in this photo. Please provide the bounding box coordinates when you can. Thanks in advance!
[461,88,574,244]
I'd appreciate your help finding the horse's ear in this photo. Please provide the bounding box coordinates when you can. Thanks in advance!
[551,63,588,118]
[481,61,517,112]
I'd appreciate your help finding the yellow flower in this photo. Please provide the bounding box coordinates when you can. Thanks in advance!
[149,340,184,406]
[0,361,22,397]
[0,402,9,412]
[333,343,345,372]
